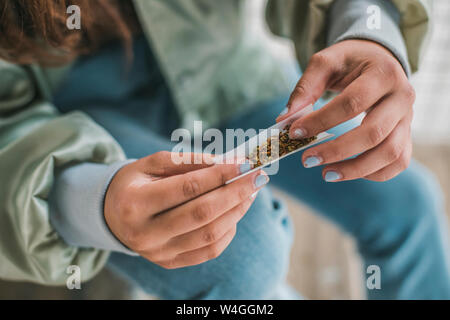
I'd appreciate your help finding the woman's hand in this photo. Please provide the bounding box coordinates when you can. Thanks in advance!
[277,40,415,182]
[104,152,268,269]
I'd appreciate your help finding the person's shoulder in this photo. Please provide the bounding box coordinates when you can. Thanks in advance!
[0,59,36,112]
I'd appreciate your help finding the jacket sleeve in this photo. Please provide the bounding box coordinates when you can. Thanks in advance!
[327,0,410,76]
[0,59,126,285]
[265,0,432,74]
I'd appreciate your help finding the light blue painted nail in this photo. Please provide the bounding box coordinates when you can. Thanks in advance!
[291,128,306,139]
[278,107,288,117]
[304,156,322,168]
[240,162,252,174]
[255,174,269,188]
[324,171,342,182]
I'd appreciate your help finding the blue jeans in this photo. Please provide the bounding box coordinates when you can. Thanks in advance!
[79,94,450,300]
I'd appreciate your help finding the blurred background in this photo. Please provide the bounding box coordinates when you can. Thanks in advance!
[1,0,449,299]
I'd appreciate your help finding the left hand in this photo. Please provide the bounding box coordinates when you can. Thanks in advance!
[277,39,415,182]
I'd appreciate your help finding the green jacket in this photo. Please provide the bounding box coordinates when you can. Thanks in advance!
[0,0,432,285]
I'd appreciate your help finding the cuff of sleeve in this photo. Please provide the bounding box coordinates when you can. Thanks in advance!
[327,0,411,77]
[49,159,139,256]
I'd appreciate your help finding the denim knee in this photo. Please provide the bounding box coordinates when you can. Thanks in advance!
[203,188,294,299]
[357,160,447,251]
[392,161,445,230]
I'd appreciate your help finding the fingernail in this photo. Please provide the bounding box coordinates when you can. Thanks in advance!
[278,107,289,117]
[240,162,252,174]
[251,191,259,198]
[291,128,306,139]
[324,171,342,182]
[304,156,322,168]
[254,174,269,188]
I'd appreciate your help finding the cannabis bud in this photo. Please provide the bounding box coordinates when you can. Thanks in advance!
[247,125,316,168]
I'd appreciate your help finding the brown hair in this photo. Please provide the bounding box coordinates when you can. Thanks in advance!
[0,0,139,66]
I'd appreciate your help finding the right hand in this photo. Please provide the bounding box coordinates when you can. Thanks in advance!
[104,151,269,269]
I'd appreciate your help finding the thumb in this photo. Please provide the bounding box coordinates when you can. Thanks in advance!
[277,53,335,122]
[139,151,216,177]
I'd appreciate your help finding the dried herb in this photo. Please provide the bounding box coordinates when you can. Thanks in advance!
[247,125,316,168]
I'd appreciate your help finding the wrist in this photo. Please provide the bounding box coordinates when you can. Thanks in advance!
[49,159,138,255]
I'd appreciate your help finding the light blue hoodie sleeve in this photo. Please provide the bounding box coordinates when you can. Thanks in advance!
[49,160,139,256]
[329,0,411,76]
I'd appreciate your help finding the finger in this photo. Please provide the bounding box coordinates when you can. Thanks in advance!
[138,151,215,177]
[164,195,255,256]
[289,68,395,139]
[153,171,269,237]
[364,139,412,182]
[301,92,410,167]
[321,120,410,182]
[143,161,253,214]
[277,52,336,122]
[158,227,237,269]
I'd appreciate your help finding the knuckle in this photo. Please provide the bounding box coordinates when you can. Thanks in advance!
[384,57,399,71]
[325,142,344,161]
[191,202,212,223]
[374,173,390,182]
[202,226,219,244]
[293,83,307,97]
[146,151,171,175]
[351,164,366,180]
[156,262,169,269]
[377,59,398,81]
[311,52,331,67]
[207,243,223,260]
[146,246,166,262]
[238,201,249,218]
[295,78,319,102]
[153,150,170,160]
[315,114,329,132]
[210,165,228,185]
[367,124,386,147]
[402,83,416,104]
[374,63,390,80]
[159,260,177,270]
[218,168,229,185]
[385,142,403,162]
[342,95,361,117]
[182,177,202,198]
[124,229,146,251]
[385,58,403,81]
[150,151,171,168]
[144,250,158,262]
[230,226,237,238]
[237,186,249,202]
[399,153,411,171]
